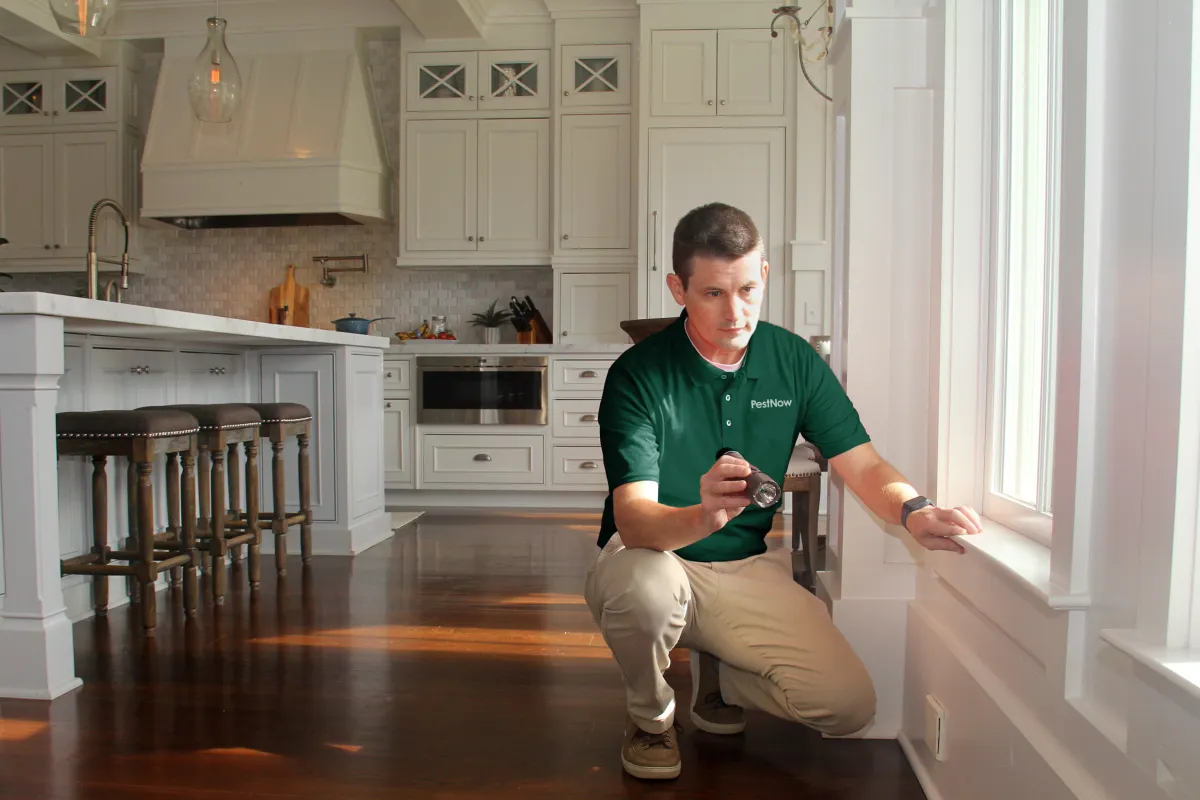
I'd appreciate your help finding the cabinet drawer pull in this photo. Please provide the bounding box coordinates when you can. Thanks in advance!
[580,414,598,423]
[473,453,492,462]
[386,402,392,409]
[579,370,598,378]
[580,461,599,469]
[386,371,394,378]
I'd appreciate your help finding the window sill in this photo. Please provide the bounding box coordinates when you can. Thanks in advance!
[954,518,1091,610]
[1100,628,1200,703]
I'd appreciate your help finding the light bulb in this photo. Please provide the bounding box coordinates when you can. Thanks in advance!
[188,17,242,123]
[49,0,119,36]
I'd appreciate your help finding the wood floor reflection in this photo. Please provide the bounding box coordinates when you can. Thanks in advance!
[0,512,925,799]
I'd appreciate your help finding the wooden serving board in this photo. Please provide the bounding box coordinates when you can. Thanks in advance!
[268,265,310,327]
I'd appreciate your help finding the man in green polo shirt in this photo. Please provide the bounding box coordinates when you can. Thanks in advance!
[584,202,982,780]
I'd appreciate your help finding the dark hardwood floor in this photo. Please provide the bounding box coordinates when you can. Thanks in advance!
[0,512,926,799]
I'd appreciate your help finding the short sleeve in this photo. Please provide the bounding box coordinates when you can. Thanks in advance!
[598,361,661,490]
[796,345,871,459]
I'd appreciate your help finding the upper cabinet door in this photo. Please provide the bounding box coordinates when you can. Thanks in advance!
[477,118,550,253]
[405,119,478,251]
[0,73,49,128]
[54,130,119,258]
[559,114,631,251]
[479,50,550,111]
[717,30,785,116]
[650,30,717,116]
[0,134,54,260]
[561,44,631,108]
[558,271,632,344]
[406,51,478,113]
[56,68,118,125]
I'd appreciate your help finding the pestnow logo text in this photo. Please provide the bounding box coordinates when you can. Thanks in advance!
[751,398,793,409]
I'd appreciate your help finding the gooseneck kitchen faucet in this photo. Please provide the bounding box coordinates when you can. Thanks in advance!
[86,198,130,302]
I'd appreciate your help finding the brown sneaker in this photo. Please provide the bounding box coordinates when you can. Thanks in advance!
[689,650,746,734]
[620,716,682,780]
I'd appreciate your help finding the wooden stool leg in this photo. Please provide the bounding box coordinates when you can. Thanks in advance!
[127,459,140,604]
[197,449,212,573]
[246,439,261,589]
[137,461,157,633]
[181,449,199,617]
[91,455,110,615]
[272,438,288,576]
[297,431,312,565]
[167,452,182,588]
[227,442,244,563]
[805,474,822,577]
[210,446,228,605]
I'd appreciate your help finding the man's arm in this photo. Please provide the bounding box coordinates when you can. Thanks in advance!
[830,441,982,553]
[613,454,754,551]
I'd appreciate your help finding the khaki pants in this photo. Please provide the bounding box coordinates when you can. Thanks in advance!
[584,534,876,736]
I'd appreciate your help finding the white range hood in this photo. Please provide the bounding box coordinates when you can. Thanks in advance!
[141,29,391,229]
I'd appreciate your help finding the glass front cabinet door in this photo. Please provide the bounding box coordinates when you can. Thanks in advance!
[560,45,631,108]
[407,50,550,113]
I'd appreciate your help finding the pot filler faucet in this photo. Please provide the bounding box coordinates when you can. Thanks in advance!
[86,198,130,302]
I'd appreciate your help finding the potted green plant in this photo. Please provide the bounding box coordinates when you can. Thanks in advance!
[470,298,513,345]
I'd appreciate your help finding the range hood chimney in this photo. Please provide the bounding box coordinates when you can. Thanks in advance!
[141,29,391,230]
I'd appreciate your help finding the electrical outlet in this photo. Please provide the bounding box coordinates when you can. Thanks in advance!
[804,303,820,326]
[924,695,948,761]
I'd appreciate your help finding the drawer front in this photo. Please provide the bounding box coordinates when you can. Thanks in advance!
[552,446,607,486]
[553,359,613,392]
[553,398,601,439]
[421,434,544,485]
[383,358,411,393]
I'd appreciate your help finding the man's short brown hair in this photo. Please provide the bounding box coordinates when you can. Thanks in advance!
[671,203,763,288]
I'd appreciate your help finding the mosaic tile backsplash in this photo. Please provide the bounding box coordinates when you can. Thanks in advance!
[3,39,555,344]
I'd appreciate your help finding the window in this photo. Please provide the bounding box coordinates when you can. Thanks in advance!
[985,0,1062,544]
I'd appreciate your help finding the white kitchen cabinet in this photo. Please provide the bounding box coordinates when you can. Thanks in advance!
[646,127,786,324]
[560,45,632,108]
[0,67,121,128]
[553,359,614,393]
[383,396,413,487]
[552,446,608,487]
[259,353,337,523]
[559,114,631,251]
[420,434,545,486]
[650,29,784,117]
[88,347,176,411]
[551,398,602,439]
[404,118,550,257]
[556,271,632,344]
[406,50,550,113]
[176,351,244,404]
[383,359,411,394]
[0,129,135,269]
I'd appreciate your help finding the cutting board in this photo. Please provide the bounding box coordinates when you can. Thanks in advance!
[268,265,310,327]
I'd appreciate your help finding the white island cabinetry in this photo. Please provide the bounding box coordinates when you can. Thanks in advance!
[0,294,392,702]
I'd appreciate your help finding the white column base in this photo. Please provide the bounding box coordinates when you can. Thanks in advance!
[0,612,83,700]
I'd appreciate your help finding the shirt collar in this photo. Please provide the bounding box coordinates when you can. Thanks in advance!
[671,309,768,386]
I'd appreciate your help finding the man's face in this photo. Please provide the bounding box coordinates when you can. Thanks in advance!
[667,250,769,352]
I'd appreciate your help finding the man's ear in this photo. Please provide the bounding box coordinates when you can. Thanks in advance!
[666,272,687,306]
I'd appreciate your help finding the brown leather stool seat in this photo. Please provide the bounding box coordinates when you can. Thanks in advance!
[139,403,263,603]
[57,409,200,634]
[243,402,314,574]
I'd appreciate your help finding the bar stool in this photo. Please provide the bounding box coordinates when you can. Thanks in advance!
[57,409,200,633]
[244,403,313,575]
[138,404,263,604]
[785,442,826,594]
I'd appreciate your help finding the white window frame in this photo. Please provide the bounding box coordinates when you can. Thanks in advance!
[982,0,1063,546]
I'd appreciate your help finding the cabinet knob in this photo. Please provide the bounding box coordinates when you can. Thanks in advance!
[479,236,485,242]
[581,414,598,422]
[386,402,392,409]
[386,371,394,378]
[708,100,714,106]
[53,244,60,249]
[562,330,568,336]
[720,99,727,105]
[562,234,569,240]
[43,111,50,116]
[44,244,51,250]
[580,370,598,378]
[468,236,474,242]
[469,95,475,100]
[473,453,492,462]
[581,461,598,469]
[563,90,570,96]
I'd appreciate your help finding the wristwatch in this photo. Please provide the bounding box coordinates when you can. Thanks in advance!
[901,496,934,531]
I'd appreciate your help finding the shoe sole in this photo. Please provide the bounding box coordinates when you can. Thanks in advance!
[690,650,747,735]
[621,755,681,780]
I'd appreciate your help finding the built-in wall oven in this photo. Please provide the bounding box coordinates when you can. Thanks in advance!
[416,355,548,425]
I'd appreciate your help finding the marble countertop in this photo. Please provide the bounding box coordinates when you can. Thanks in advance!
[0,293,392,349]
[385,341,631,355]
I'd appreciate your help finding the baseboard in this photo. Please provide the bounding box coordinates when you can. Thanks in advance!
[259,510,395,557]
[898,731,946,800]
[0,677,83,701]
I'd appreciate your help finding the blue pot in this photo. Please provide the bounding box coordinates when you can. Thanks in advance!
[332,313,392,334]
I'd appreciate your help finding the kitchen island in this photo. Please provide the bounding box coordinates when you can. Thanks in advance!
[0,293,392,700]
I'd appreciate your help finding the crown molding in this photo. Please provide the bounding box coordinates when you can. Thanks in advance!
[543,0,637,19]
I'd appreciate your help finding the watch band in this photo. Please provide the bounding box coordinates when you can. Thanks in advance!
[901,496,934,530]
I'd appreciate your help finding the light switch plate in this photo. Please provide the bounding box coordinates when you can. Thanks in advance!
[924,694,948,761]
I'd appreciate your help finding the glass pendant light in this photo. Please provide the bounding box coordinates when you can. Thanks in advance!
[188,3,242,124]
[49,0,119,37]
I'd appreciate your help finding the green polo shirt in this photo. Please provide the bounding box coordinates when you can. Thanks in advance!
[597,312,871,562]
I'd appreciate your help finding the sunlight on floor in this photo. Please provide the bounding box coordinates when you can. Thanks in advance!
[0,719,48,742]
[196,747,281,758]
[497,592,587,606]
[326,743,364,753]
[253,624,612,660]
